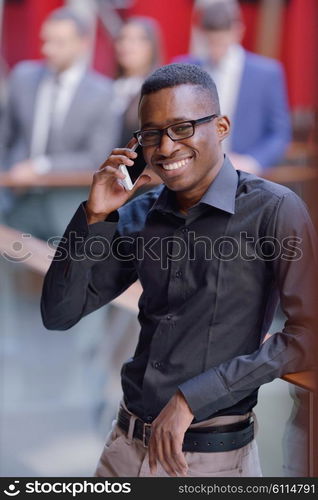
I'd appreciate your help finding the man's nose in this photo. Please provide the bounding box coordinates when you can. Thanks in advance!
[156,132,179,156]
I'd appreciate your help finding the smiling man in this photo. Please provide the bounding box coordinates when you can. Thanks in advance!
[41,64,316,477]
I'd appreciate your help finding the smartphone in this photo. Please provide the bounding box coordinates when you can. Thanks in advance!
[118,143,147,190]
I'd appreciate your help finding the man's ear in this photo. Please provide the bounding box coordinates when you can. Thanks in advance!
[216,115,230,141]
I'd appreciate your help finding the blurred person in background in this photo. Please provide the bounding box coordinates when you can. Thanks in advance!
[112,16,162,146]
[174,0,291,174]
[1,7,118,240]
[111,16,163,190]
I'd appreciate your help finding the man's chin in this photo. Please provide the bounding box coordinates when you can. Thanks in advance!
[155,171,194,192]
[163,178,195,193]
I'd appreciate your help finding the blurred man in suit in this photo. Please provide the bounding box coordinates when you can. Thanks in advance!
[1,7,118,240]
[0,9,120,430]
[174,0,291,173]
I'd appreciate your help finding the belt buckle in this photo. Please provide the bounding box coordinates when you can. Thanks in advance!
[142,422,152,448]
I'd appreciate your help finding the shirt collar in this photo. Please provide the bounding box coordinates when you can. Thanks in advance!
[199,155,238,214]
[206,43,245,73]
[150,155,238,216]
[47,59,87,87]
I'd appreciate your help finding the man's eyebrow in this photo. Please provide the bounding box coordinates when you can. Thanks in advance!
[141,117,191,129]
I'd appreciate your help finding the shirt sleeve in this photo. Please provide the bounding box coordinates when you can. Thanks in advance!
[41,201,138,331]
[179,192,317,420]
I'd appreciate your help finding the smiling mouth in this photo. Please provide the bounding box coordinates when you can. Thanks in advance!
[158,157,192,171]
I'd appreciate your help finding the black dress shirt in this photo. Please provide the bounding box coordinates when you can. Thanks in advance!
[41,157,317,423]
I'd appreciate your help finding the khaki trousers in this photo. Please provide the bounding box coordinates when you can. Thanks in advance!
[94,403,263,477]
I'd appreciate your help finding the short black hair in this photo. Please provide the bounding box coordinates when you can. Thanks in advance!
[45,7,91,37]
[140,63,220,113]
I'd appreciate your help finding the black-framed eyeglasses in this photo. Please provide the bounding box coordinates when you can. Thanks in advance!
[133,114,219,147]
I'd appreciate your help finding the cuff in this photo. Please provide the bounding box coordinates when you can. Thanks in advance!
[60,202,120,262]
[178,368,234,420]
[64,202,119,237]
[83,202,120,237]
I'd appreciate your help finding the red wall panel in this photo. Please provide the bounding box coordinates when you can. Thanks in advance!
[2,0,317,109]
[127,0,194,64]
[282,0,317,108]
[2,0,63,67]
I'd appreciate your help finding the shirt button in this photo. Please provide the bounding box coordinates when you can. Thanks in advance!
[146,415,153,422]
[182,227,189,233]
[153,361,162,369]
[176,270,182,278]
[166,314,172,321]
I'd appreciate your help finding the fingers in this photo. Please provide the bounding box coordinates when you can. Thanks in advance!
[170,435,188,476]
[154,432,176,477]
[99,148,138,170]
[148,429,187,477]
[93,165,126,183]
[147,392,194,477]
[160,435,179,477]
[125,137,138,150]
[112,147,139,158]
[164,433,187,476]
[99,155,134,172]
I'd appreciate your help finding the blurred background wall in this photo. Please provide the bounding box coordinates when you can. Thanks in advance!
[2,0,317,110]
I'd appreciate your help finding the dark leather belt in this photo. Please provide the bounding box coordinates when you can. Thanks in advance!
[117,407,254,452]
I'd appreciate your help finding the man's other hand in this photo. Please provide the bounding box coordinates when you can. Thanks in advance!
[148,390,194,477]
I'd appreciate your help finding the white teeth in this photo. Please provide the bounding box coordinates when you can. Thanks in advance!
[162,158,189,170]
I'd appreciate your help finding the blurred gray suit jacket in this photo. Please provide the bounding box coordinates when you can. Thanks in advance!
[1,61,119,238]
[3,60,118,169]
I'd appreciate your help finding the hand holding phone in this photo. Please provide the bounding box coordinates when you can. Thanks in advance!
[118,143,147,190]
[85,140,150,225]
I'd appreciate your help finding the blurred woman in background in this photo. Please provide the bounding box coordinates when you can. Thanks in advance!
[112,16,163,146]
